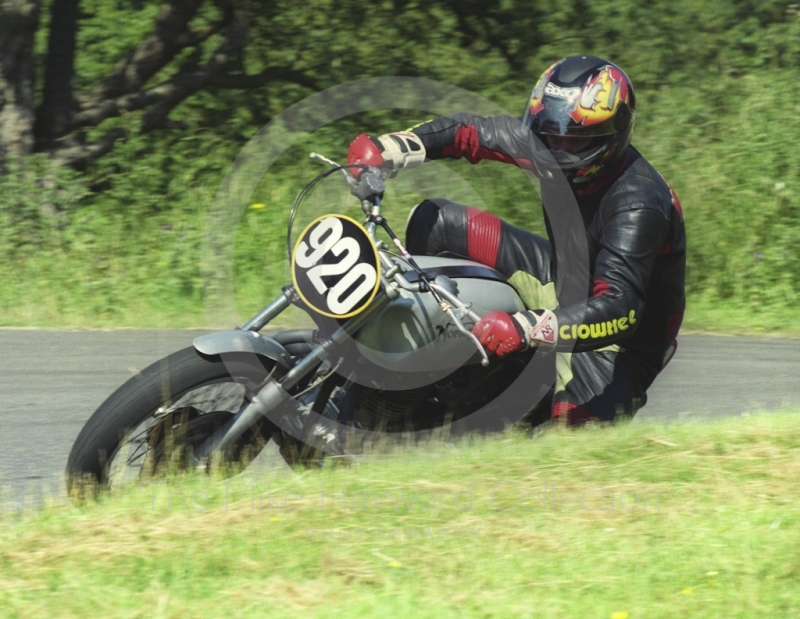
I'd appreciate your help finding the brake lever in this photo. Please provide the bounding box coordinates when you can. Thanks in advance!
[309,152,349,176]
[309,152,361,191]
[308,153,384,198]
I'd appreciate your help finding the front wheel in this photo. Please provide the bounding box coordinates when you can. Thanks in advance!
[66,346,281,497]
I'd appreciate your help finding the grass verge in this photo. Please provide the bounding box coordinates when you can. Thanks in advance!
[681,297,800,338]
[2,412,799,618]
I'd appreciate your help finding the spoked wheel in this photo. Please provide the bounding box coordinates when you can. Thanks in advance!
[66,346,282,498]
[116,407,267,486]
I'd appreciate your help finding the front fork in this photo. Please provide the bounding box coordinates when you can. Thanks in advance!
[241,285,295,332]
[193,285,391,460]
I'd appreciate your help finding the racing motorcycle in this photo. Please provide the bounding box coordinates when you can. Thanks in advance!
[65,154,553,494]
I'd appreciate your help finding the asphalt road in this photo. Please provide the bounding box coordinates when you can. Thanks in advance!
[1,329,799,508]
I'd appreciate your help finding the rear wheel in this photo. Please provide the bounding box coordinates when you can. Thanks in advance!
[66,346,281,496]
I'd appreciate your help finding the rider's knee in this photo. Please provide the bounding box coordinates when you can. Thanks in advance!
[405,199,443,252]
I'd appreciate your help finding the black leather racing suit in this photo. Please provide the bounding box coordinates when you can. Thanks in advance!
[404,113,686,424]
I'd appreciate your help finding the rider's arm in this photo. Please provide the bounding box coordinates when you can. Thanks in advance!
[474,204,670,356]
[551,205,670,352]
[348,113,535,176]
[411,113,536,171]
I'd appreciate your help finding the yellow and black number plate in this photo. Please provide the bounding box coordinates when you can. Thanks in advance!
[291,214,380,319]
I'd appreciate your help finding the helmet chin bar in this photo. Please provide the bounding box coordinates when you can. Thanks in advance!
[537,139,608,171]
[551,150,584,167]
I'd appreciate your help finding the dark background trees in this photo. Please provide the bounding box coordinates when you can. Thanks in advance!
[3,0,522,165]
[2,0,797,165]
[0,0,41,155]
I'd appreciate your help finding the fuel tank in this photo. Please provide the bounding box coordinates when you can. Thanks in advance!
[355,256,526,374]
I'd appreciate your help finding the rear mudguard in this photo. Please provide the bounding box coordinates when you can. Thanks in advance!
[193,330,293,371]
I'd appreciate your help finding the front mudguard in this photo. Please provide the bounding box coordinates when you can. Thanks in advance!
[193,330,293,372]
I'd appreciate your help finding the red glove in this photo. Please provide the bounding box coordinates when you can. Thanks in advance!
[347,134,386,177]
[347,132,427,178]
[472,309,558,358]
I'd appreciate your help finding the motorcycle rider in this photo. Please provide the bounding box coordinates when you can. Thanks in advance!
[347,55,686,426]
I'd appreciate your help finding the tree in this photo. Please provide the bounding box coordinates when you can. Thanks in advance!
[33,0,255,166]
[0,0,545,168]
[1,0,297,166]
[6,0,790,170]
[0,0,40,156]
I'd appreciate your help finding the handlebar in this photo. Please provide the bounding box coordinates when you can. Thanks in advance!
[308,151,490,367]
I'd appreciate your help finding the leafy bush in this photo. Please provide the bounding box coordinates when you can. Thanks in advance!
[2,0,800,328]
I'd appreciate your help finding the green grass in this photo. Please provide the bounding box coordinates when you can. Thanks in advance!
[2,412,799,617]
[682,297,800,337]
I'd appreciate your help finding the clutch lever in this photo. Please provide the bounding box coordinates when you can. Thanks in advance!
[429,279,490,367]
[442,304,490,367]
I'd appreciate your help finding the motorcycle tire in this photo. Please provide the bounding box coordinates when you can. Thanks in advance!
[65,346,280,497]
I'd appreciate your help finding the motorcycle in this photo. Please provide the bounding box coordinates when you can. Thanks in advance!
[66,154,553,494]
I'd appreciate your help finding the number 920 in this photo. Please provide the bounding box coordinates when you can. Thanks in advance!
[291,215,380,319]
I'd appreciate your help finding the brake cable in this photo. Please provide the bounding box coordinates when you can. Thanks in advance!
[286,163,367,263]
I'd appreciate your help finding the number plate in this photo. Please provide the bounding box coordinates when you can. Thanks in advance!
[291,214,381,318]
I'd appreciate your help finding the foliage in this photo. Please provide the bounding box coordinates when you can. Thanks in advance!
[634,72,800,310]
[2,0,800,327]
[0,156,83,258]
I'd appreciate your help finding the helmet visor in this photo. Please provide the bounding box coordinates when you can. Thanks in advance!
[523,97,621,137]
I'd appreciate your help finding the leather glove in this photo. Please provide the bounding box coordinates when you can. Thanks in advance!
[347,132,426,177]
[472,309,558,358]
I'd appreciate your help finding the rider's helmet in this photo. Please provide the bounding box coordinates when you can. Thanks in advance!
[523,55,636,186]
